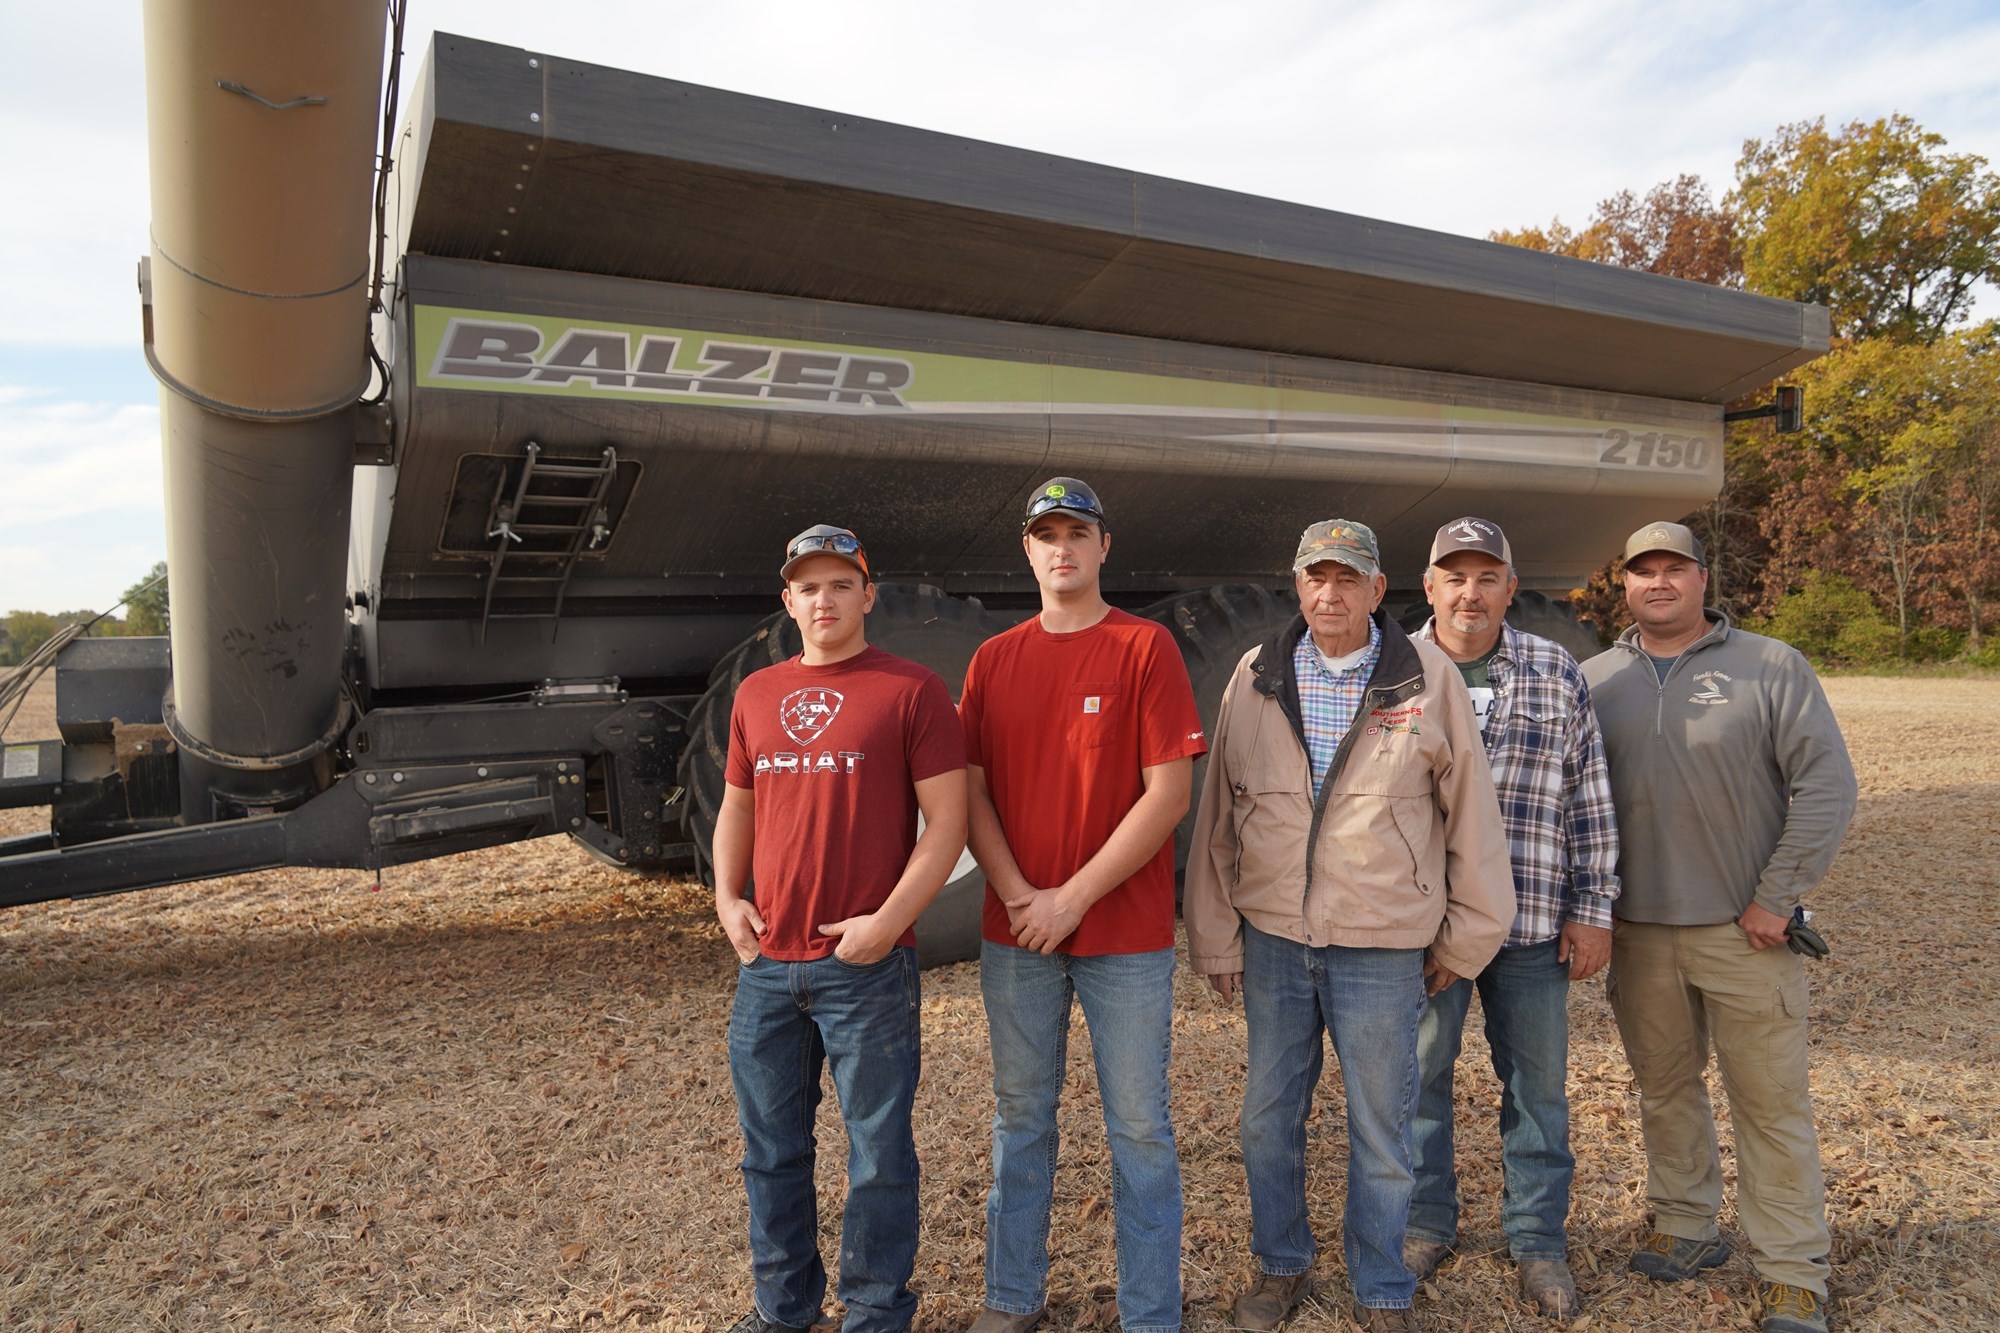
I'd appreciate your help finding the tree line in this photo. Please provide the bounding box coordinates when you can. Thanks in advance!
[1496,114,2000,666]
[0,562,168,668]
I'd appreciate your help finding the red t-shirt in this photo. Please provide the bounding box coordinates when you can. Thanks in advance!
[724,645,966,961]
[959,609,1207,955]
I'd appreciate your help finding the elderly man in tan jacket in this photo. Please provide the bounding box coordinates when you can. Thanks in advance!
[1185,519,1514,1333]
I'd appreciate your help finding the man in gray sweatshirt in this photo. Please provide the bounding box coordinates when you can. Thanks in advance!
[1582,521,1856,1333]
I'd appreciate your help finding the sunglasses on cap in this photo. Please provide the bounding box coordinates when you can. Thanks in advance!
[787,531,863,560]
[1022,482,1106,528]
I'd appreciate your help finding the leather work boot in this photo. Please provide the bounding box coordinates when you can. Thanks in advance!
[1404,1237,1451,1283]
[1349,1304,1421,1332]
[967,1309,1044,1333]
[1760,1281,1829,1332]
[1627,1230,1731,1281]
[1517,1258,1579,1318]
[1231,1271,1313,1330]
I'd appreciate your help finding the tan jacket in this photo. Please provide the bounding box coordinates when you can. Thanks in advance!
[1184,612,1514,979]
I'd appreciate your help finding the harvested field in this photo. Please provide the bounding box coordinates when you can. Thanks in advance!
[2,675,1996,1330]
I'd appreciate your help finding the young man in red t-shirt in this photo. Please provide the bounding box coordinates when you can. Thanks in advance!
[713,524,968,1333]
[959,479,1208,1333]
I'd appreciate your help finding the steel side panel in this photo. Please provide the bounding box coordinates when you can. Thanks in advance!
[404,33,1825,402]
[374,258,1720,606]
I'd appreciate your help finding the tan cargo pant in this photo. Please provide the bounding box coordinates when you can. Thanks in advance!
[1608,920,1830,1296]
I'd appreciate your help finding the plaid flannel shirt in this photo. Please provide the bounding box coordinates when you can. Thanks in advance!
[1295,617,1382,801]
[1418,619,1621,944]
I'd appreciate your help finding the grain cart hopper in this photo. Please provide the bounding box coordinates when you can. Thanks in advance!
[0,3,1830,962]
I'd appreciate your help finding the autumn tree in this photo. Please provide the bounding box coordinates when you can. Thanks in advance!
[1913,328,2000,653]
[1761,328,2000,652]
[1494,175,1752,628]
[1491,174,1740,283]
[1730,115,2000,343]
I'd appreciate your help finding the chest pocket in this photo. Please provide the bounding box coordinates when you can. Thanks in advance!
[1066,682,1125,750]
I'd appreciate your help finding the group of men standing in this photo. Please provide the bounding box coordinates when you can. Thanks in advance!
[710,479,1857,1333]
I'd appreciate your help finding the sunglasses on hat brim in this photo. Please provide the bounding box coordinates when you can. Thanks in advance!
[1023,492,1106,528]
[785,532,869,576]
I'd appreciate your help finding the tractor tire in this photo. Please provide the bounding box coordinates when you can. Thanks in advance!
[1136,584,1298,883]
[677,584,1006,969]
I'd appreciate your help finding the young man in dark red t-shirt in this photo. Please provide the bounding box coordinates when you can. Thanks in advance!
[714,524,968,1333]
[959,479,1207,1333]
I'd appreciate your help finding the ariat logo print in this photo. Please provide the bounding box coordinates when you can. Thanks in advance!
[1688,671,1732,706]
[779,687,844,744]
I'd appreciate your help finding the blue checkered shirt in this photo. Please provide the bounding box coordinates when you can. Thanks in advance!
[1294,617,1382,801]
[1418,619,1622,944]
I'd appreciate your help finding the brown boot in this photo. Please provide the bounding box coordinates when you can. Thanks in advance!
[1231,1271,1313,1330]
[966,1308,1044,1333]
[1350,1304,1421,1332]
[1404,1237,1452,1283]
[1518,1258,1579,1318]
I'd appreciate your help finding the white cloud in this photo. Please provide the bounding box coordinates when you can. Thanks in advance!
[0,391,162,523]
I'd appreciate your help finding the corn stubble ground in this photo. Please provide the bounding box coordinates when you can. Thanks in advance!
[1,677,1995,1331]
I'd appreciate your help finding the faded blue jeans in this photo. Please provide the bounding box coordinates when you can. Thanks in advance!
[727,946,922,1332]
[1240,923,1426,1311]
[979,940,1182,1332]
[1409,937,1574,1261]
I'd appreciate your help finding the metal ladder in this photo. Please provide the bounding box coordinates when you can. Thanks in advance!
[479,441,618,643]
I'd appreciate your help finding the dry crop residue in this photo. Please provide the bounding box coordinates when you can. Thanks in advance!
[2,676,1996,1330]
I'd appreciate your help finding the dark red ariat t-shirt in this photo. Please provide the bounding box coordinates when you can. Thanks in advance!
[724,645,966,961]
[958,609,1207,956]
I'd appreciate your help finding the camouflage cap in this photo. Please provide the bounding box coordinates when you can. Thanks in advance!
[1293,519,1382,578]
[1621,520,1705,566]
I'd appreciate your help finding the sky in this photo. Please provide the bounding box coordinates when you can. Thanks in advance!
[3,0,1998,615]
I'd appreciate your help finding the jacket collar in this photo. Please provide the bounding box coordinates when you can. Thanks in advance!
[1613,607,1731,659]
[1250,608,1424,710]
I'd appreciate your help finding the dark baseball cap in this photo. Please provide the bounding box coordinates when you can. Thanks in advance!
[1023,476,1106,530]
[780,523,871,581]
[1428,516,1514,567]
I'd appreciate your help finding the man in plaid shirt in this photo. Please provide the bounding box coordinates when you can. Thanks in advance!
[1406,517,1621,1319]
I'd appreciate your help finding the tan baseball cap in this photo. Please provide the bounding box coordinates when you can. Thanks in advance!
[1428,516,1513,567]
[1293,519,1382,577]
[1621,520,1705,565]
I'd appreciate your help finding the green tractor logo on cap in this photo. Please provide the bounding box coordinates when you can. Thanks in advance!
[1045,484,1067,498]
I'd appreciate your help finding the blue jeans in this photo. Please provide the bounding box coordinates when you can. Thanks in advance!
[979,941,1182,1332]
[1409,937,1574,1261]
[1239,923,1425,1310]
[728,946,922,1333]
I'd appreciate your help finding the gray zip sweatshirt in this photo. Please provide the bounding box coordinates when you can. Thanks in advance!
[1582,611,1857,925]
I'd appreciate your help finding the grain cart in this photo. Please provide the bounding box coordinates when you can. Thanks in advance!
[0,2,1829,963]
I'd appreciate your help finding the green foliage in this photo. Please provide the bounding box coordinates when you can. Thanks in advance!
[1731,115,2000,343]
[1757,573,1898,664]
[0,610,61,668]
[121,561,170,637]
